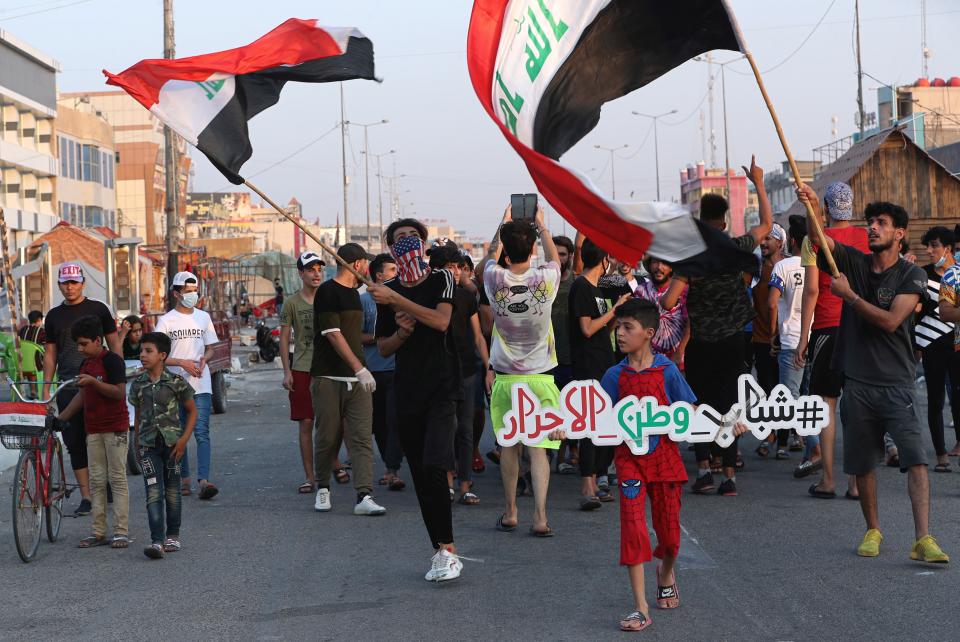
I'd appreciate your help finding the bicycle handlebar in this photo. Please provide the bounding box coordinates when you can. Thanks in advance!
[6,378,76,405]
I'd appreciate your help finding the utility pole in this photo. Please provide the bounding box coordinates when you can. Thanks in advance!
[721,64,732,201]
[163,0,178,307]
[339,83,348,246]
[631,110,677,200]
[594,144,628,199]
[921,0,930,79]
[855,0,865,138]
[349,119,388,251]
[371,150,395,251]
[707,52,717,168]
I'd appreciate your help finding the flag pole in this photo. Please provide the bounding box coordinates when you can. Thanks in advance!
[743,52,839,278]
[243,180,373,286]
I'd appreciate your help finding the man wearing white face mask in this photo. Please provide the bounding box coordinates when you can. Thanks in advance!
[155,272,221,500]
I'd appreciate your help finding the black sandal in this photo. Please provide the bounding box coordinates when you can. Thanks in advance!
[808,483,836,499]
[496,514,517,532]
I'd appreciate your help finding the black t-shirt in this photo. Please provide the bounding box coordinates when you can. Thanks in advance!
[275,284,284,305]
[312,279,365,378]
[823,242,926,386]
[568,276,615,380]
[122,337,142,360]
[44,298,116,379]
[451,286,479,378]
[375,269,461,402]
[914,264,953,352]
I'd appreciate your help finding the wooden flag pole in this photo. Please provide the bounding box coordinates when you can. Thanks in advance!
[743,52,840,278]
[0,208,23,380]
[243,180,373,286]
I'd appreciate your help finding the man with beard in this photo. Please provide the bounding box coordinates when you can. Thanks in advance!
[753,224,787,459]
[633,257,689,365]
[799,187,948,564]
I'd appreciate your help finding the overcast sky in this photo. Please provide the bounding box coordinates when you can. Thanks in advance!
[5,0,960,238]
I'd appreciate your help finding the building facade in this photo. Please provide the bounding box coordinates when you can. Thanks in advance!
[54,102,117,229]
[0,30,59,252]
[60,90,189,246]
[679,162,747,237]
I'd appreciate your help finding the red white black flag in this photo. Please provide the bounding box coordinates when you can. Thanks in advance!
[104,19,376,185]
[467,0,746,264]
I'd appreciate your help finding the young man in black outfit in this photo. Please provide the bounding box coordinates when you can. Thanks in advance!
[569,238,631,510]
[370,218,463,582]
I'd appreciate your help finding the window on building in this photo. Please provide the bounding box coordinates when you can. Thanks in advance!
[38,134,50,144]
[22,128,35,139]
[68,141,76,179]
[5,183,19,194]
[24,189,36,199]
[4,122,17,132]
[81,144,102,182]
[59,137,68,177]
[86,206,103,227]
[40,192,52,202]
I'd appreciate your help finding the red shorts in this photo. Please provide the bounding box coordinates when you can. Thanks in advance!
[289,370,314,421]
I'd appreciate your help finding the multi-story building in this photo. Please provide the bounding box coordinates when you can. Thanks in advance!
[762,160,821,227]
[877,78,960,150]
[679,162,748,237]
[0,30,59,252]
[59,90,190,246]
[54,102,118,229]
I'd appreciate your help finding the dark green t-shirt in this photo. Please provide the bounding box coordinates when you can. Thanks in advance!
[311,279,365,378]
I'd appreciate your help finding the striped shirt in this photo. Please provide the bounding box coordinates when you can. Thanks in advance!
[932,264,960,350]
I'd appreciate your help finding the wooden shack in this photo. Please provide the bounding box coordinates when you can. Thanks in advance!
[784,126,960,258]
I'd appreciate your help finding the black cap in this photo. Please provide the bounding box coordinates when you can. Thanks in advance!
[337,243,374,263]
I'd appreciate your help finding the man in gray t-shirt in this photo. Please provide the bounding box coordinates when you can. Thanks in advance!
[801,186,949,564]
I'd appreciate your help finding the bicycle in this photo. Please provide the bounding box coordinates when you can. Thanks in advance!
[0,378,75,562]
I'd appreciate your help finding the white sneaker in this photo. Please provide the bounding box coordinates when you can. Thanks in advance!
[353,495,386,516]
[314,488,331,512]
[425,549,462,582]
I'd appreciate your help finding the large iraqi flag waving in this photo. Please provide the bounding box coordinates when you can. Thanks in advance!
[468,0,747,265]
[104,19,375,185]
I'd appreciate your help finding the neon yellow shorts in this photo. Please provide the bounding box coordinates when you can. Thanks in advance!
[490,374,561,450]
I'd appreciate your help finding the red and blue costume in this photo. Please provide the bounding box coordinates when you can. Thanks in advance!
[600,354,696,566]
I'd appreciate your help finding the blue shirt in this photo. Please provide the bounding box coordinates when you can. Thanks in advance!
[360,291,395,372]
[600,354,697,452]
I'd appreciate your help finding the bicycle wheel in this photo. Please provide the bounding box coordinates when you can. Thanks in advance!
[45,439,65,543]
[12,451,42,563]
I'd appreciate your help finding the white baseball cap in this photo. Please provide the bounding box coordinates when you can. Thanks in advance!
[297,251,326,270]
[171,271,198,287]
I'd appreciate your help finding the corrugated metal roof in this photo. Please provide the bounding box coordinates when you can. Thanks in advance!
[784,127,913,218]
[930,141,960,176]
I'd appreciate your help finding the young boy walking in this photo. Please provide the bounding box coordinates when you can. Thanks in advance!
[601,299,697,632]
[56,315,131,549]
[130,332,197,559]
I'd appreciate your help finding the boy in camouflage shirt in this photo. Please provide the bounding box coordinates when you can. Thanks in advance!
[130,332,197,559]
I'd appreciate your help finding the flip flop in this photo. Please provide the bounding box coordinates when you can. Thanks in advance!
[334,468,350,484]
[496,514,517,532]
[934,462,952,473]
[619,611,652,633]
[198,482,219,500]
[579,496,602,511]
[297,481,314,494]
[656,564,679,609]
[808,483,836,499]
[110,535,130,549]
[78,535,109,548]
[845,490,860,500]
[388,478,406,491]
[458,492,480,505]
[529,526,555,538]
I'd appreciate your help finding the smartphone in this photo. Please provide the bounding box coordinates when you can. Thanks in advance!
[510,193,538,221]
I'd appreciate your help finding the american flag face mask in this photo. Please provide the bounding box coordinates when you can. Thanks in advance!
[390,235,429,283]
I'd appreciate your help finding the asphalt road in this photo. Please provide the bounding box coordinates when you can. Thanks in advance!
[0,361,957,641]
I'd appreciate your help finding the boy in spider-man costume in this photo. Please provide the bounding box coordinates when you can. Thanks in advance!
[600,299,697,633]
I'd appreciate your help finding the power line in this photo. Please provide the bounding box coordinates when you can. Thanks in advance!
[210,123,340,192]
[729,0,838,76]
[0,0,95,21]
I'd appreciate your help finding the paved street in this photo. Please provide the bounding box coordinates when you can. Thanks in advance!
[0,362,957,641]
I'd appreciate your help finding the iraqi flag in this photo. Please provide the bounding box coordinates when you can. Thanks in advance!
[468,0,747,265]
[104,19,376,185]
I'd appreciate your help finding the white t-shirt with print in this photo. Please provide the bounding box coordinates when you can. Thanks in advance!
[770,256,805,350]
[155,308,220,395]
[484,261,561,375]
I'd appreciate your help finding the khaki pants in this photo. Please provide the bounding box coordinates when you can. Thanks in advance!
[86,431,130,537]
[311,377,374,495]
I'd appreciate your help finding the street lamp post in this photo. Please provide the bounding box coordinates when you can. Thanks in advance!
[345,119,388,250]
[367,149,395,251]
[631,109,677,200]
[593,144,629,199]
